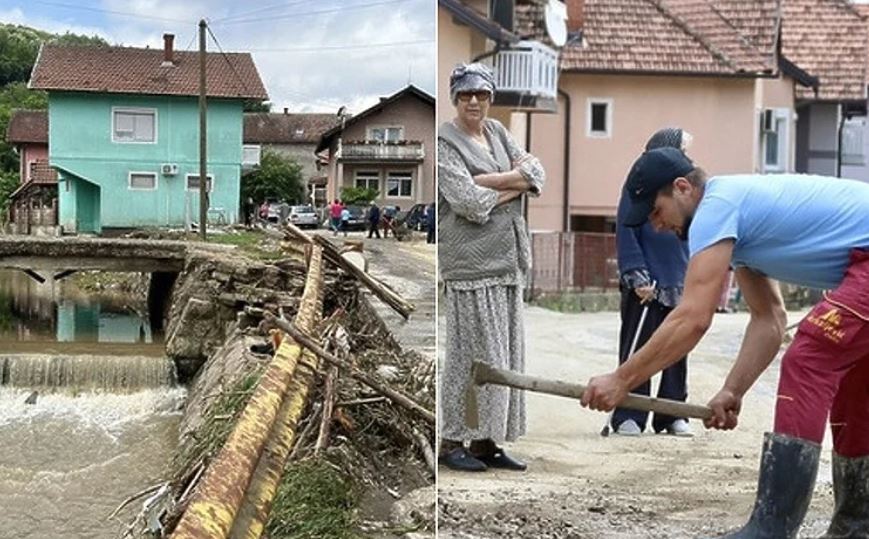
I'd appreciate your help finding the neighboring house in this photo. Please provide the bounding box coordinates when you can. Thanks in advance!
[315,85,436,207]
[28,34,268,234]
[518,0,824,233]
[782,1,869,181]
[5,109,59,234]
[242,110,340,205]
[438,0,560,126]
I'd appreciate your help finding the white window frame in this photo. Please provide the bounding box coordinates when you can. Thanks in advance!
[242,144,261,166]
[185,173,215,192]
[367,125,404,143]
[128,171,158,191]
[841,117,866,166]
[762,108,790,172]
[354,170,380,191]
[586,98,613,139]
[386,170,414,199]
[112,107,158,144]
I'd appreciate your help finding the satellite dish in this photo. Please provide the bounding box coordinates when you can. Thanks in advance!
[544,0,568,47]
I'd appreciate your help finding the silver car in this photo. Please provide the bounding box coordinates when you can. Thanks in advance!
[288,204,319,228]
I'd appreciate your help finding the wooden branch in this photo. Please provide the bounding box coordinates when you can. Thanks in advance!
[412,429,435,477]
[337,396,389,407]
[283,222,415,319]
[289,402,321,461]
[252,308,434,425]
[107,482,166,520]
[314,365,338,455]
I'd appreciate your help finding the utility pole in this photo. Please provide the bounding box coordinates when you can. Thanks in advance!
[198,19,208,241]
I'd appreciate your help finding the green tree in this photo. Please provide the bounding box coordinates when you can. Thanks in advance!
[339,186,378,205]
[243,99,270,113]
[241,149,305,204]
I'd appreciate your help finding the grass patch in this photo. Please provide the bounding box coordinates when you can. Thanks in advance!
[266,459,359,539]
[172,369,263,481]
[207,230,285,261]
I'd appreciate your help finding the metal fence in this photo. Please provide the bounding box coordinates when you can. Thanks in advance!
[530,232,619,295]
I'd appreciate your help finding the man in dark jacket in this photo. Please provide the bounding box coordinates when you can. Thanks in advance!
[367,202,381,239]
[608,127,692,437]
[426,202,436,244]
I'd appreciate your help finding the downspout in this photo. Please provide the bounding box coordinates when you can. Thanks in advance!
[558,89,571,231]
[523,112,532,222]
[837,104,845,178]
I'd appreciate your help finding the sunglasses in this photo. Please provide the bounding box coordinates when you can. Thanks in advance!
[456,91,491,102]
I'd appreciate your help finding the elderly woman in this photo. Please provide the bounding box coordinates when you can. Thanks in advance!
[437,63,545,472]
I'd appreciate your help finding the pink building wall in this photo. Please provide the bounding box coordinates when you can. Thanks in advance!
[19,144,49,183]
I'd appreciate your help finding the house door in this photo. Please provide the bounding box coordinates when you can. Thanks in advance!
[75,179,102,235]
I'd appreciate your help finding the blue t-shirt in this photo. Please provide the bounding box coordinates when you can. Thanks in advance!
[688,174,869,290]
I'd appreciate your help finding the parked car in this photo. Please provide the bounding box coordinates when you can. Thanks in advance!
[343,205,368,230]
[265,200,289,223]
[288,204,318,228]
[401,203,432,231]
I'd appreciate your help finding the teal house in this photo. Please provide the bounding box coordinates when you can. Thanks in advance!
[29,35,268,234]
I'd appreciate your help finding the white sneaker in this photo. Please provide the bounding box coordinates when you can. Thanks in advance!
[664,419,693,437]
[615,419,642,436]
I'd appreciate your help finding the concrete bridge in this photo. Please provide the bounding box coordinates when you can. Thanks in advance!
[0,236,194,280]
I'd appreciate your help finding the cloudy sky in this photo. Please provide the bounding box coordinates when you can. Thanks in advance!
[1,0,436,114]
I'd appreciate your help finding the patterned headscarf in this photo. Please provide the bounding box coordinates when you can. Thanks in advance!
[449,63,496,105]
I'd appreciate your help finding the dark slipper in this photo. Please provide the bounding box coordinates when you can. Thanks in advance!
[478,446,527,471]
[438,447,487,472]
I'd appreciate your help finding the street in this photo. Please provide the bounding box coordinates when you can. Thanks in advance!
[438,307,835,538]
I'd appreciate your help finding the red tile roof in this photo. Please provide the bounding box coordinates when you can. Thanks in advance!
[243,113,339,144]
[6,109,48,144]
[782,0,868,101]
[30,44,268,100]
[517,0,778,76]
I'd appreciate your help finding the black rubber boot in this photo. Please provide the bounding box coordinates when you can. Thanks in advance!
[720,432,820,539]
[821,453,869,538]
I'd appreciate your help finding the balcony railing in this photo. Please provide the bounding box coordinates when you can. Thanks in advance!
[338,140,425,162]
[491,40,559,111]
[28,159,58,184]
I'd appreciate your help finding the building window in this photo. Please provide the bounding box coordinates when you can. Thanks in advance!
[386,171,413,198]
[129,172,157,190]
[113,108,156,143]
[586,98,612,138]
[368,126,403,143]
[762,108,790,172]
[355,170,380,191]
[242,145,261,167]
[842,117,866,166]
[186,174,214,192]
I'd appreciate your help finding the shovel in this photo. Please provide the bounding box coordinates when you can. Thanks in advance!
[464,362,712,429]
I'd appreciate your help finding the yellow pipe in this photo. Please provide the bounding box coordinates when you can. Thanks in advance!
[231,247,324,537]
[171,247,323,539]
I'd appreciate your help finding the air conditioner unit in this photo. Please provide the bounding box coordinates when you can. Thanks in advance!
[161,163,178,176]
[762,109,775,133]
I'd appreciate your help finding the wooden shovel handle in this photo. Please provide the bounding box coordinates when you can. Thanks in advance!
[472,362,712,420]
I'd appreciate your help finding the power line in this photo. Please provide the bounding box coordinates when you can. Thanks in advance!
[27,0,194,24]
[205,25,258,100]
[245,38,433,53]
[210,0,311,24]
[218,0,412,26]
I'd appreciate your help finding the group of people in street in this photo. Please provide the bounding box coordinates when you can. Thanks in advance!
[438,62,869,538]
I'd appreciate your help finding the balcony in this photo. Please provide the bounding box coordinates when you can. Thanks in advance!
[338,140,425,163]
[28,159,58,184]
[491,40,559,112]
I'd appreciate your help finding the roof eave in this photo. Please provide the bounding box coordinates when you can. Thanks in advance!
[438,0,521,46]
[778,56,819,90]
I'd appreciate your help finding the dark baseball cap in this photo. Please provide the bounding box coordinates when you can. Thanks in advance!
[622,147,695,227]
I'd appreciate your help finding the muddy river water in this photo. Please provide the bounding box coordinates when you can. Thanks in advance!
[0,270,184,538]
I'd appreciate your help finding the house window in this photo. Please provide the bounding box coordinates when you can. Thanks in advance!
[113,108,156,143]
[386,171,413,198]
[242,145,261,167]
[586,98,612,138]
[186,174,214,192]
[842,117,866,166]
[369,126,403,143]
[762,108,790,172]
[129,172,157,190]
[355,170,380,191]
